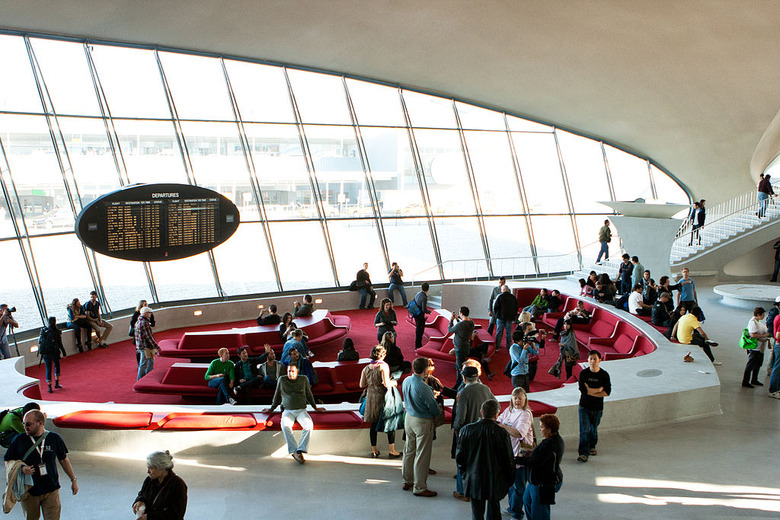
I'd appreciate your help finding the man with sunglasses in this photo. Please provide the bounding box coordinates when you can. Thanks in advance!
[4,409,78,519]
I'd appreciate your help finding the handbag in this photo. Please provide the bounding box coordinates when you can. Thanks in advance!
[407,300,422,317]
[548,358,562,378]
[739,328,758,350]
[143,348,158,360]
[503,359,516,378]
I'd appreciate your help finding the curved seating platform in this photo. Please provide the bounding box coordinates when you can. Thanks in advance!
[158,309,350,359]
[713,283,778,309]
[410,308,495,362]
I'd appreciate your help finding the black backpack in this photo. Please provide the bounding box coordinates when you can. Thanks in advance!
[767,307,779,336]
[37,327,57,357]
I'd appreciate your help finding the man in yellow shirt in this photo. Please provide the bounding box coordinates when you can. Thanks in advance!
[674,303,720,366]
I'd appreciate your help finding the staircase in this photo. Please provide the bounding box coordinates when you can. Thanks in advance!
[670,185,780,265]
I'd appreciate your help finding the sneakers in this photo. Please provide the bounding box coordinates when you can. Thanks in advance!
[712,360,722,366]
[577,455,588,463]
[768,391,780,399]
[233,386,240,396]
[228,397,237,405]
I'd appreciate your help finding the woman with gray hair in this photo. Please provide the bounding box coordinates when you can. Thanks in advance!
[132,450,187,519]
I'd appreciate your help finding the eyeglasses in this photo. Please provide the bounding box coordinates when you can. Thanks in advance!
[23,422,37,427]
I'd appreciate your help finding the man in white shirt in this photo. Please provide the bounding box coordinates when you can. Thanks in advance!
[628,284,651,317]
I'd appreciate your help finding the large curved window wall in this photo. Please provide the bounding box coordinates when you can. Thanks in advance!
[0,33,689,330]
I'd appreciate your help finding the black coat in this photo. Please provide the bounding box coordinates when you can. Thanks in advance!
[520,433,564,486]
[455,419,514,501]
[134,471,187,520]
[493,292,519,321]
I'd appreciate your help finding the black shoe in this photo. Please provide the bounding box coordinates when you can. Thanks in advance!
[55,383,62,389]
[76,344,84,353]
[47,385,53,393]
[742,382,755,388]
[751,380,764,386]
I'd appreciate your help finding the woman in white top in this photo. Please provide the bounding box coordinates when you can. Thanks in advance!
[744,306,771,388]
[497,387,535,520]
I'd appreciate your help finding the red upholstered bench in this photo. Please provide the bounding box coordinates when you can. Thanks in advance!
[417,334,495,363]
[541,296,578,327]
[305,314,351,348]
[513,288,542,307]
[573,311,619,346]
[588,321,638,358]
[53,411,155,429]
[159,413,257,430]
[263,411,366,430]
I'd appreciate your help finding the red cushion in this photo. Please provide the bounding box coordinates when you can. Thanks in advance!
[53,411,154,429]
[332,363,368,391]
[263,412,365,430]
[529,401,558,417]
[160,413,257,430]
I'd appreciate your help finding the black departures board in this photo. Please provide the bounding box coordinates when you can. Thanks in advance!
[75,184,240,261]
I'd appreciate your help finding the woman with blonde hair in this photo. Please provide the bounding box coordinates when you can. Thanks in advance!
[498,387,535,520]
[359,344,401,458]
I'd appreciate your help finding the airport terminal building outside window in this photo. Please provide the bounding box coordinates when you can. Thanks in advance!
[0,33,690,331]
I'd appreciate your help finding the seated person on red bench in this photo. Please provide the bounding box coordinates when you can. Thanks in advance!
[464,329,495,381]
[259,349,284,389]
[552,300,591,339]
[265,363,325,464]
[284,348,318,386]
[205,348,236,405]
[233,345,272,402]
[282,329,312,364]
[381,332,411,378]
[257,304,282,326]
[293,295,315,318]
[522,288,550,318]
[547,290,562,313]
[337,337,360,362]
[628,284,652,317]
[652,292,673,327]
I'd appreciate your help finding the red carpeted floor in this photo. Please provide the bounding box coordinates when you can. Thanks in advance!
[26,307,568,404]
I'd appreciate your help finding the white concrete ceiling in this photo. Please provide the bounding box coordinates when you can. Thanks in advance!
[2,0,780,201]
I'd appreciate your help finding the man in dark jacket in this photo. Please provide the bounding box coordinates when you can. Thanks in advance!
[448,306,476,389]
[519,413,564,520]
[493,285,519,352]
[456,398,514,520]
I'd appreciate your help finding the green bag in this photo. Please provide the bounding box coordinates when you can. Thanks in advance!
[738,328,758,350]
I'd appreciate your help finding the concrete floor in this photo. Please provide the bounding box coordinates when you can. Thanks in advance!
[9,278,780,519]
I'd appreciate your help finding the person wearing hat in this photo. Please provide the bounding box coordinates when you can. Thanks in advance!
[451,362,495,502]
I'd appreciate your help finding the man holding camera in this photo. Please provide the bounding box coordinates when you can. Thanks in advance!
[84,291,112,349]
[0,304,19,359]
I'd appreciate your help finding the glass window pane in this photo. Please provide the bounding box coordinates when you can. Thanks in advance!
[361,127,425,217]
[415,129,476,215]
[0,114,72,236]
[456,102,505,131]
[652,165,690,205]
[0,35,43,113]
[30,234,94,323]
[506,115,553,132]
[556,130,612,212]
[434,217,488,278]
[512,133,569,214]
[179,121,258,220]
[29,38,101,116]
[149,253,218,302]
[94,254,153,312]
[158,52,234,120]
[90,45,170,119]
[383,218,437,279]
[0,240,41,331]
[346,79,405,127]
[530,216,577,273]
[328,219,385,286]
[605,145,653,201]
[244,123,314,220]
[464,131,523,214]
[114,119,189,184]
[224,60,295,123]
[305,125,372,218]
[483,216,535,276]
[269,221,333,290]
[403,91,457,129]
[287,70,351,125]
[58,117,122,205]
[212,222,278,296]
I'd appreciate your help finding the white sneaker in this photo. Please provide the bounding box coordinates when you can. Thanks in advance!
[769,391,780,399]
[711,361,722,366]
[228,397,237,405]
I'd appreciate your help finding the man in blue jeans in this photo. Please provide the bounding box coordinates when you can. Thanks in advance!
[596,219,611,264]
[493,284,518,351]
[577,350,611,462]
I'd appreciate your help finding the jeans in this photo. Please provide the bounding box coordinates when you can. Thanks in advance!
[137,351,154,380]
[769,342,780,393]
[512,374,530,392]
[758,191,769,218]
[281,408,313,453]
[358,287,376,309]
[743,350,764,384]
[414,314,426,350]
[495,319,514,350]
[43,356,61,383]
[523,482,562,520]
[487,314,496,335]
[388,284,408,306]
[454,348,467,389]
[507,466,529,519]
[773,256,780,282]
[471,498,502,520]
[0,337,10,359]
[596,241,609,263]
[578,406,603,456]
[208,376,232,404]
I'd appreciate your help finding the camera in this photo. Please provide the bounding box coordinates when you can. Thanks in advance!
[522,330,542,344]
[1,306,15,314]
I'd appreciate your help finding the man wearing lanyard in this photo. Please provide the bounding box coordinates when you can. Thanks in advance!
[4,409,78,519]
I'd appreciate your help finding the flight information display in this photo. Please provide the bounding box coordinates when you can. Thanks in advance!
[76,184,239,261]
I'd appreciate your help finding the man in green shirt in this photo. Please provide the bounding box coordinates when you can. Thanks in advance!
[265,364,324,464]
[0,402,40,448]
[204,348,236,405]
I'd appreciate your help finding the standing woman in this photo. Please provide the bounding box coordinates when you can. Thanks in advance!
[498,387,535,520]
[559,320,580,380]
[374,298,398,343]
[130,300,155,365]
[359,345,401,458]
[38,316,67,393]
[132,450,187,520]
[520,414,564,520]
[743,306,771,388]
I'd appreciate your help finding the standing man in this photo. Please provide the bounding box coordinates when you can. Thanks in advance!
[630,256,644,289]
[758,174,774,219]
[455,399,514,520]
[356,262,376,309]
[493,285,519,352]
[0,304,19,359]
[688,201,705,246]
[387,262,408,306]
[596,220,611,264]
[413,283,431,351]
[487,277,506,335]
[448,306,476,389]
[4,409,79,519]
[577,350,611,463]
[509,327,539,392]
[617,254,633,295]
[770,239,780,282]
[452,365,496,502]
[402,357,441,497]
[266,364,324,464]
[135,306,159,381]
[84,290,112,349]
[676,267,697,309]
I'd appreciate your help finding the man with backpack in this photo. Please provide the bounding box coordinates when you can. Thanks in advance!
[411,283,431,351]
[0,403,40,449]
